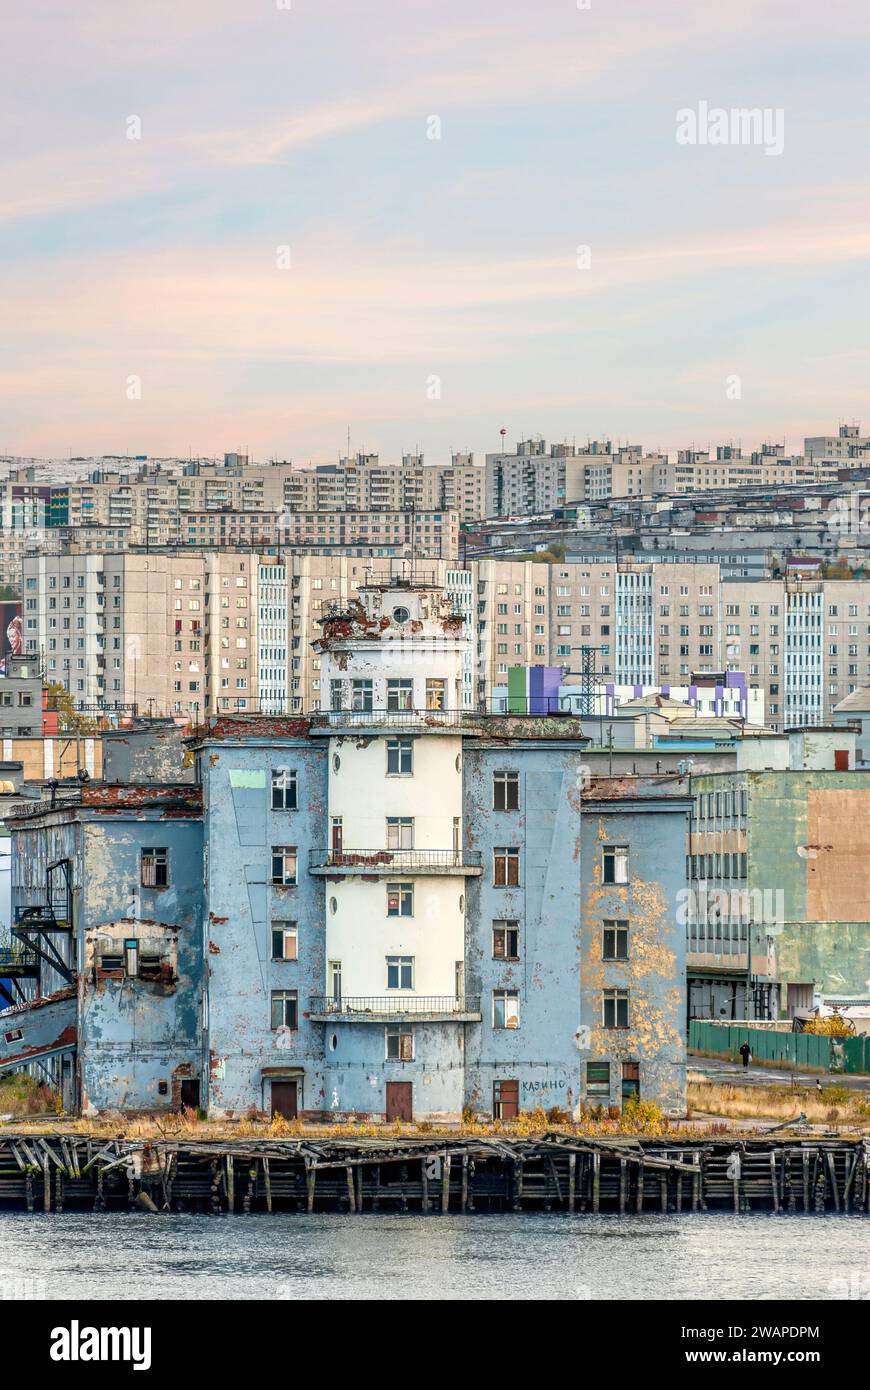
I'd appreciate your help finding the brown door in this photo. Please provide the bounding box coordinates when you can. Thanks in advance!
[271,1081,298,1119]
[180,1078,200,1110]
[385,1081,412,1122]
[493,1079,519,1120]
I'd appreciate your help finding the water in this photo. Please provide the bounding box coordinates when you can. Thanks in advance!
[0,1212,865,1299]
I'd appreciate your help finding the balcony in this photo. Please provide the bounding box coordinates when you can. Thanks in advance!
[308,995,481,1023]
[309,848,482,876]
[309,707,470,733]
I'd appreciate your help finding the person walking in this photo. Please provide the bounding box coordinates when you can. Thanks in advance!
[739,1041,752,1069]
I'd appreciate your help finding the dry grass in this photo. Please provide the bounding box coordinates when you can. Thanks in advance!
[0,1074,58,1118]
[688,1078,870,1129]
[6,1086,868,1141]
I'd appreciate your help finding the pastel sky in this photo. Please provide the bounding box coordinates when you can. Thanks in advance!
[2,0,870,464]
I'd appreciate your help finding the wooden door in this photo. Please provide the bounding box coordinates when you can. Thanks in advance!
[271,1080,298,1120]
[385,1081,412,1122]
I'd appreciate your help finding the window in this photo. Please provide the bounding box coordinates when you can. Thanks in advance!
[492,920,519,959]
[271,847,297,886]
[425,678,446,710]
[602,845,629,884]
[493,847,520,886]
[621,1061,640,1100]
[493,989,520,1029]
[387,882,413,916]
[493,771,520,811]
[386,817,414,849]
[586,1060,611,1099]
[386,678,413,711]
[385,1025,413,1061]
[386,955,414,990]
[603,989,629,1029]
[351,679,373,712]
[141,847,168,888]
[270,990,298,1030]
[271,922,298,961]
[271,768,297,810]
[602,920,629,960]
[386,736,413,775]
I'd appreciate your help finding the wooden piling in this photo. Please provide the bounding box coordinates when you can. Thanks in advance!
[441,1153,451,1213]
[345,1164,356,1213]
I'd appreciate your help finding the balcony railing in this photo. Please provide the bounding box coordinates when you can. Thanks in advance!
[309,995,480,1019]
[310,707,466,730]
[309,848,482,874]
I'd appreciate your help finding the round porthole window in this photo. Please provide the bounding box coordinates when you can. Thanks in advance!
[455,754,461,772]
[459,894,464,912]
[330,896,338,914]
[332,753,341,772]
[392,605,410,624]
[329,1033,338,1052]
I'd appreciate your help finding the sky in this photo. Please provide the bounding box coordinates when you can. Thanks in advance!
[2,0,870,465]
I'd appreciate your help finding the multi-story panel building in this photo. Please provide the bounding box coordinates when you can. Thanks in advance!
[687,728,870,1024]
[192,581,690,1121]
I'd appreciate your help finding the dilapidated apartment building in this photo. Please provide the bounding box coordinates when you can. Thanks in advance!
[3,583,691,1119]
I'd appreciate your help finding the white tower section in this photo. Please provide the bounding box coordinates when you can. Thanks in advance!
[311,583,479,1010]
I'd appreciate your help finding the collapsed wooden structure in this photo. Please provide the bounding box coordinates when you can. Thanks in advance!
[1,1133,868,1215]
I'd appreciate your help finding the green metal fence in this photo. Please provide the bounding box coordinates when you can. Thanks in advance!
[689,1020,870,1074]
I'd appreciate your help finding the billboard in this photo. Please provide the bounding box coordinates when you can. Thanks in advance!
[0,601,22,676]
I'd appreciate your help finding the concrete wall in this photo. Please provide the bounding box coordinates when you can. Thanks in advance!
[579,800,688,1116]
[747,772,870,999]
[463,743,585,1117]
[202,737,328,1117]
[78,813,203,1113]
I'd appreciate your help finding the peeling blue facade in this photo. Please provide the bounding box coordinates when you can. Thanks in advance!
[8,786,203,1113]
[7,723,690,1120]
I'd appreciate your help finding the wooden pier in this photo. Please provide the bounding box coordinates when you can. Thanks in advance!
[1,1133,867,1215]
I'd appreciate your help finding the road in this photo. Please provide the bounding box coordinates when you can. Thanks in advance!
[689,1052,870,1092]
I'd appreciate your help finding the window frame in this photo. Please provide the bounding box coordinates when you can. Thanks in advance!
[386,736,413,776]
[271,846,298,887]
[386,955,414,991]
[493,989,520,1030]
[492,919,520,960]
[602,988,630,1030]
[602,844,629,885]
[386,881,414,917]
[271,921,298,961]
[602,919,629,961]
[270,989,299,1030]
[271,767,298,811]
[493,847,520,887]
[493,770,520,812]
[141,846,169,888]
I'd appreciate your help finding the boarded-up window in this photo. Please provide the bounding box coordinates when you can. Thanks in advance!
[494,848,520,886]
[141,848,168,888]
[586,1060,611,1098]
